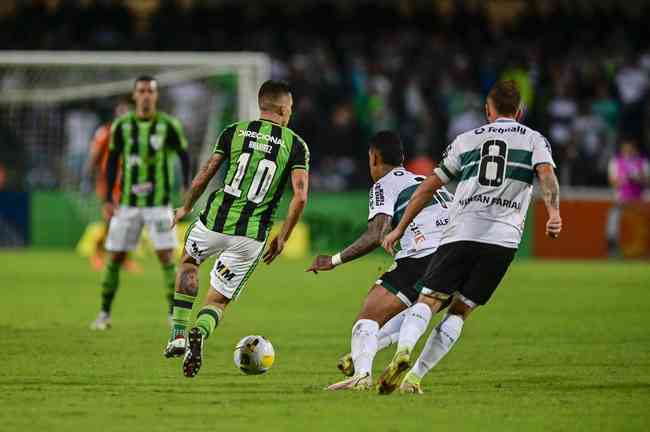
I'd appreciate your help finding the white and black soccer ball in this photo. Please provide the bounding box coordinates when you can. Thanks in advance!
[233,335,275,375]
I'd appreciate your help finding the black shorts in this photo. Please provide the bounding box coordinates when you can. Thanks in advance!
[418,241,516,306]
[378,255,431,306]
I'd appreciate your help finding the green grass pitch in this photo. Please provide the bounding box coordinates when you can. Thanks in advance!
[1,250,649,431]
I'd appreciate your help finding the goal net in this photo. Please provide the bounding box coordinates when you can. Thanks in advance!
[0,51,270,219]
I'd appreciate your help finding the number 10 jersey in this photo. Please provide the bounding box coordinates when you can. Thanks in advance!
[434,118,555,249]
[200,119,310,241]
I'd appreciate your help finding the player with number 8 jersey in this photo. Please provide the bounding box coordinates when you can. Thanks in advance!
[378,80,562,395]
[163,81,310,379]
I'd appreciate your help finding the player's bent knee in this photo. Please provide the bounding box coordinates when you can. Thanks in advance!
[417,294,444,314]
[419,288,452,310]
[156,248,174,265]
[206,286,230,309]
[357,284,406,325]
[448,294,477,319]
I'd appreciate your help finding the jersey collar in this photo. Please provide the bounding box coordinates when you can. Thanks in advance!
[259,117,283,127]
[378,166,403,181]
[495,117,516,123]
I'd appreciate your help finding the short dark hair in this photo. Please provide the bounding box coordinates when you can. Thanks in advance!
[258,80,291,109]
[488,80,521,116]
[134,75,156,87]
[369,131,404,166]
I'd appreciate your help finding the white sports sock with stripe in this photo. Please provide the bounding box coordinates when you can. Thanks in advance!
[377,308,408,351]
[351,319,379,376]
[396,302,432,353]
[410,314,464,379]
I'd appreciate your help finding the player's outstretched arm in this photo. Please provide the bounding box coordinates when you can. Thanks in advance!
[536,163,562,238]
[263,168,309,265]
[381,174,444,255]
[172,153,224,227]
[306,214,392,273]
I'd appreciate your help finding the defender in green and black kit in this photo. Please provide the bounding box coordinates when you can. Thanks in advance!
[163,81,310,379]
[90,75,191,331]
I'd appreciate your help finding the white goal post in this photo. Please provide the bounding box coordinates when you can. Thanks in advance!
[0,51,271,120]
[0,51,270,200]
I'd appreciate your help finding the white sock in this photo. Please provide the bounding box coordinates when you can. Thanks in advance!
[396,303,432,353]
[411,314,464,379]
[377,309,408,351]
[351,319,379,376]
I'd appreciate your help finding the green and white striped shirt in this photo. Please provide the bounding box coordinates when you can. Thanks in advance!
[434,118,555,248]
[109,111,188,207]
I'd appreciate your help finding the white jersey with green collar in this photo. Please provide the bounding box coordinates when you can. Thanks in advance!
[369,167,453,259]
[434,118,555,248]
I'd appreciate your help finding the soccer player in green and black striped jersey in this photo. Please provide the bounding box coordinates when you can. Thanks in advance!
[163,81,310,378]
[90,75,191,331]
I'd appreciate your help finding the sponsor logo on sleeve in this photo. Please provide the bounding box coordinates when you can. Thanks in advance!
[373,184,385,208]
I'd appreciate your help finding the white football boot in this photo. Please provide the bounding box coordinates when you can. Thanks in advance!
[90,311,112,331]
[325,372,372,391]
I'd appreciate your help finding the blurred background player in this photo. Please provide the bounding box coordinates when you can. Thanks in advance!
[84,99,140,273]
[380,80,562,394]
[307,131,453,390]
[606,138,650,256]
[164,81,310,378]
[90,75,191,330]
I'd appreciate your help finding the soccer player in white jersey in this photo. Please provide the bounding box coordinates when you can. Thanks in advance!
[306,131,453,390]
[379,80,562,394]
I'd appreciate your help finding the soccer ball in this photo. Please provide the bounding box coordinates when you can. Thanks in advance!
[233,335,275,375]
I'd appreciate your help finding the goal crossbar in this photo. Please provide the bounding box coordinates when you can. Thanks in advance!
[0,51,271,119]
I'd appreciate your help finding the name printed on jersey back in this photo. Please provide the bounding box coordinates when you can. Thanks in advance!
[458,194,522,210]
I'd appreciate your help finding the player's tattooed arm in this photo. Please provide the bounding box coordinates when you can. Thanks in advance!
[340,214,392,263]
[173,153,224,226]
[536,163,562,238]
[537,164,560,210]
[307,214,391,273]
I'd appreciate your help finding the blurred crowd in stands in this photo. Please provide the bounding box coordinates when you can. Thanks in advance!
[1,0,650,190]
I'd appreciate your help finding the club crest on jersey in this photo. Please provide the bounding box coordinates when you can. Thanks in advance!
[150,134,163,150]
[127,155,142,168]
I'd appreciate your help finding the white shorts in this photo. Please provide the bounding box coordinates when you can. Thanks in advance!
[106,206,178,252]
[184,219,266,300]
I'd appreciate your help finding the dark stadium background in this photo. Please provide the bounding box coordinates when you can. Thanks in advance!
[0,4,649,431]
[0,0,649,258]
